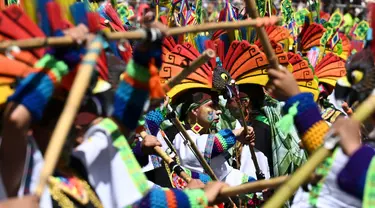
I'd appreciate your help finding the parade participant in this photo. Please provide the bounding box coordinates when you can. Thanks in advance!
[225,92,271,180]
[171,89,256,186]
[142,101,212,189]
[1,23,106,208]
[266,66,362,207]
[73,22,229,208]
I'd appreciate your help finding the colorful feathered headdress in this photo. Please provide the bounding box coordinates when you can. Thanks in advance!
[160,40,214,99]
[288,52,319,100]
[315,53,346,89]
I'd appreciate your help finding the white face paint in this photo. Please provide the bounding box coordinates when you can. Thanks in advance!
[143,99,150,112]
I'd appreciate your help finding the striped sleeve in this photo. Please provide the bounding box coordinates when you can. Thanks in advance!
[283,93,329,154]
[211,129,236,158]
[133,188,208,208]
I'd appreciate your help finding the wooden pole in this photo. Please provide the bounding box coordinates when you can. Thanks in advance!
[244,0,279,70]
[0,17,280,51]
[219,174,318,197]
[220,176,288,197]
[263,90,375,208]
[139,131,192,183]
[231,81,264,180]
[34,35,105,197]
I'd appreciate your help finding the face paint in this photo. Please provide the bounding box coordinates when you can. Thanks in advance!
[195,100,221,128]
[207,111,214,122]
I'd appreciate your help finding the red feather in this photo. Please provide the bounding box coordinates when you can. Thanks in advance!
[87,12,102,33]
[204,40,217,68]
[46,2,66,32]
[371,3,375,58]
[104,3,125,31]
[1,6,45,58]
[223,40,268,82]
[162,36,177,57]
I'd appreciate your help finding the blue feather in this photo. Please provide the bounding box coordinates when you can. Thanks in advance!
[98,4,111,20]
[219,33,230,57]
[194,35,209,53]
[37,0,52,36]
[70,2,88,26]
[83,0,91,11]
[240,27,247,41]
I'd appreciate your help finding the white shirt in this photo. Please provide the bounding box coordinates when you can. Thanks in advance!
[173,129,250,186]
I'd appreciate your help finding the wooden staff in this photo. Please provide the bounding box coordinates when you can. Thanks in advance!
[220,176,288,197]
[0,16,280,51]
[34,35,105,197]
[140,131,192,183]
[263,90,375,208]
[244,0,279,70]
[219,173,318,197]
[231,81,264,180]
[163,49,216,92]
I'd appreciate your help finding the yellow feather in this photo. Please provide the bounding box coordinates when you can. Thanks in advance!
[55,0,76,24]
[21,0,37,24]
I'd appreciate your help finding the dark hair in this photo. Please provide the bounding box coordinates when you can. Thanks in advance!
[239,84,265,111]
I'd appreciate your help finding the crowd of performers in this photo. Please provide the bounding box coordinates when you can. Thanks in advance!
[0,0,375,207]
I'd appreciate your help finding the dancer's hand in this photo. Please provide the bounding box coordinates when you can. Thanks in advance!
[341,102,353,116]
[233,126,255,146]
[63,23,94,45]
[141,135,162,155]
[266,66,300,101]
[333,117,361,156]
[204,182,229,205]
